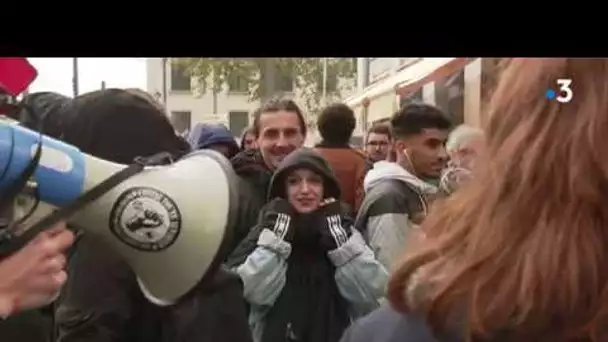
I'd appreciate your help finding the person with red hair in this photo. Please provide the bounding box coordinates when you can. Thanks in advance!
[342,59,608,342]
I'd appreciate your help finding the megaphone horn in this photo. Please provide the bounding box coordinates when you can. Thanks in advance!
[0,119,239,306]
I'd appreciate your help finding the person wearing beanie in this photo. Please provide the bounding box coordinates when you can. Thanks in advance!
[228,148,388,342]
[187,123,240,159]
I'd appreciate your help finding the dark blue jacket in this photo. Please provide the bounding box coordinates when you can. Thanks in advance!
[340,304,461,342]
[187,123,239,157]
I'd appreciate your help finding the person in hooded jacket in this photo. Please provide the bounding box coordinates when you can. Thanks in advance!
[187,123,240,159]
[230,147,388,342]
[54,88,252,342]
[226,98,307,258]
[354,103,452,272]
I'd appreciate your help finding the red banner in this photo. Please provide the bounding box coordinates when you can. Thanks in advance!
[0,58,38,96]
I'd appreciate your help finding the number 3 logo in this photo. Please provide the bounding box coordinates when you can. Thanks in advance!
[556,79,573,103]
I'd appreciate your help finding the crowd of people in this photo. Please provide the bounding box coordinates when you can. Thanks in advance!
[1,58,606,342]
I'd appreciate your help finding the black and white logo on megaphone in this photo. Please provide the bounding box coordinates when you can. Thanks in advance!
[109,187,182,252]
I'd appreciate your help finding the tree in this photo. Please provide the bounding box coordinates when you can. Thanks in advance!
[173,58,357,119]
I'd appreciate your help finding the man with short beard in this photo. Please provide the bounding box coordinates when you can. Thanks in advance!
[225,98,307,260]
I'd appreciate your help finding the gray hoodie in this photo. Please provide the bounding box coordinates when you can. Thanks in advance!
[355,162,437,271]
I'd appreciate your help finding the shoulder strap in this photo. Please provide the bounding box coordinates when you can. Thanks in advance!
[351,148,367,160]
[354,179,428,234]
[395,180,429,218]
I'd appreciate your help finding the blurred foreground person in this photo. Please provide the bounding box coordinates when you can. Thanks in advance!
[341,59,608,342]
[55,89,251,342]
[0,61,76,341]
[439,124,484,195]
[0,223,74,342]
[231,148,387,342]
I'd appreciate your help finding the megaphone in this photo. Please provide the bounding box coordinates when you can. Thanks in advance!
[0,118,239,306]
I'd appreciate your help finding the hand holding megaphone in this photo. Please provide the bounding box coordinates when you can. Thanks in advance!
[0,222,74,317]
[0,119,238,306]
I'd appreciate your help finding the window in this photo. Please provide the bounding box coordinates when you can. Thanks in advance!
[398,58,422,70]
[171,111,191,135]
[228,111,249,136]
[399,88,423,108]
[170,63,191,92]
[435,69,465,124]
[276,72,294,92]
[369,58,393,83]
[228,74,250,93]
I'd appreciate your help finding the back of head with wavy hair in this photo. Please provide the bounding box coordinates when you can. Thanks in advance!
[387,59,608,342]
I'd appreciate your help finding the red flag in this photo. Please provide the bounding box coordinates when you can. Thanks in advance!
[0,58,38,96]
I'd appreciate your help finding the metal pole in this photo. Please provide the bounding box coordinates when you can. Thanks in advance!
[161,58,168,109]
[357,58,370,91]
[322,58,328,106]
[72,58,79,97]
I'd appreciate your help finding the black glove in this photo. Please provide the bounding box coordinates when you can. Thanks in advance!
[315,198,353,251]
[261,198,296,243]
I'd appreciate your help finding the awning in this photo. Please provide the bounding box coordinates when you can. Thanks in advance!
[344,58,470,108]
[396,58,472,97]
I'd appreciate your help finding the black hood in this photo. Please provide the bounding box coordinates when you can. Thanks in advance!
[18,91,72,139]
[62,89,190,164]
[230,148,273,199]
[267,148,341,201]
[231,148,269,177]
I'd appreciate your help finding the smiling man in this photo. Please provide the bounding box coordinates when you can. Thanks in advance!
[355,103,452,271]
[226,98,307,258]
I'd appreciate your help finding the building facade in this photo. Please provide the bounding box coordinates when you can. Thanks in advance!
[346,58,499,135]
[146,58,357,144]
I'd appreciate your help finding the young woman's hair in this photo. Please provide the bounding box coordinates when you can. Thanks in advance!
[388,59,608,341]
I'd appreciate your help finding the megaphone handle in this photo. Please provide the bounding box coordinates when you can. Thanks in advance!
[0,152,172,258]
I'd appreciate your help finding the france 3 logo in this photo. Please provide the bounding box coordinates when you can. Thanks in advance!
[545,79,573,103]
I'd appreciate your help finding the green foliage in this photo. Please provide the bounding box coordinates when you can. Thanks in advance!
[173,58,356,114]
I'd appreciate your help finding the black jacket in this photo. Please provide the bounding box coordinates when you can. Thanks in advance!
[225,149,273,262]
[0,309,53,342]
[55,234,252,342]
